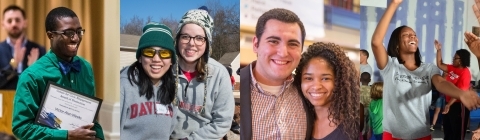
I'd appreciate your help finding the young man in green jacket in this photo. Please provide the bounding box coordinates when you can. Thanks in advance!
[11,7,104,140]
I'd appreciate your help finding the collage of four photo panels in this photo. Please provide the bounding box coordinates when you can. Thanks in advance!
[1,0,480,140]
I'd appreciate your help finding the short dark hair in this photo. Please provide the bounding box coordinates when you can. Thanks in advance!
[387,25,422,67]
[456,49,471,67]
[3,5,26,19]
[45,7,78,32]
[255,8,306,46]
[360,72,371,82]
[360,49,369,59]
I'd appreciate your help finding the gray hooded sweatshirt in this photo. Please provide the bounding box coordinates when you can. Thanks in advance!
[170,58,235,139]
[120,67,178,140]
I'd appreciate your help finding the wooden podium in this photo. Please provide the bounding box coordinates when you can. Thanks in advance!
[0,90,15,135]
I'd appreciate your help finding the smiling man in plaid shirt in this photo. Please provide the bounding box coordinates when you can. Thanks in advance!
[239,8,311,140]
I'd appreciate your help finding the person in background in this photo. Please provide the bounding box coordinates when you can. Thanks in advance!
[225,64,235,90]
[430,72,447,131]
[360,49,373,85]
[0,5,46,89]
[360,72,371,140]
[435,40,472,140]
[369,82,384,140]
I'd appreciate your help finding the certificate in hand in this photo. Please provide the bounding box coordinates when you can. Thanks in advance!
[35,81,102,130]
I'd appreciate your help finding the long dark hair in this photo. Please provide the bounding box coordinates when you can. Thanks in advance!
[127,61,176,104]
[386,25,422,67]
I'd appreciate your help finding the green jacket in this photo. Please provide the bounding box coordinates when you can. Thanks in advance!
[12,51,104,140]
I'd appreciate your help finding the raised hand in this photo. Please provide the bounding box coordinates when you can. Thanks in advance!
[12,38,26,69]
[27,48,39,66]
[372,0,403,70]
[464,32,480,58]
[392,0,403,4]
[434,40,442,51]
[442,104,450,114]
[474,0,480,24]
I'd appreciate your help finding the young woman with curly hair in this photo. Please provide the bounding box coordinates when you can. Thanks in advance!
[293,42,359,140]
[371,0,480,139]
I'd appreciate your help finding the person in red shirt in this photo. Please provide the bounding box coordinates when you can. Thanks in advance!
[230,75,235,90]
[435,40,471,140]
[224,65,235,90]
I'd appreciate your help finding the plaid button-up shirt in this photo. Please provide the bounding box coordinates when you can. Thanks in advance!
[249,64,307,140]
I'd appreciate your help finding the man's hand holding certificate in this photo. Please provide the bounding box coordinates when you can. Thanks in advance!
[68,123,97,140]
[35,82,102,130]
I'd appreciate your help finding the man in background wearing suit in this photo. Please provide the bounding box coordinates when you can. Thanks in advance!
[0,5,46,89]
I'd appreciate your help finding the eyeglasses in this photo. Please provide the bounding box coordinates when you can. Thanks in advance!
[453,57,461,60]
[179,34,206,45]
[51,29,85,39]
[142,48,172,59]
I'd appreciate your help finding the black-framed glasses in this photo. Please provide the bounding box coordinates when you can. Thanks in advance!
[179,34,206,45]
[51,29,85,39]
[142,48,172,59]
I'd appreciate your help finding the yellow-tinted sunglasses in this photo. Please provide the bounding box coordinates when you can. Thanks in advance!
[142,48,172,59]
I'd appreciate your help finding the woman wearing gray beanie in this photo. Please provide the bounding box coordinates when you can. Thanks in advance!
[170,8,235,140]
[119,22,178,140]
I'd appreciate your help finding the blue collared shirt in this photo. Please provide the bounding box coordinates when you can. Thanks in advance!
[6,37,28,73]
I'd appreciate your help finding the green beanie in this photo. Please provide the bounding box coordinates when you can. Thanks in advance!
[136,22,176,63]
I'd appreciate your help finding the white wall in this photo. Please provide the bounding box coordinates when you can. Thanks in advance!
[120,49,137,69]
[231,54,240,83]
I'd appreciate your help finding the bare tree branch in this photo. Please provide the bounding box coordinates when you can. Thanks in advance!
[160,14,179,38]
[119,1,240,61]
[146,16,153,24]
[120,15,144,35]
[203,0,240,60]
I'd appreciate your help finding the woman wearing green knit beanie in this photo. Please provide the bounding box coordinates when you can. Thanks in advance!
[119,22,178,140]
[171,8,235,140]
